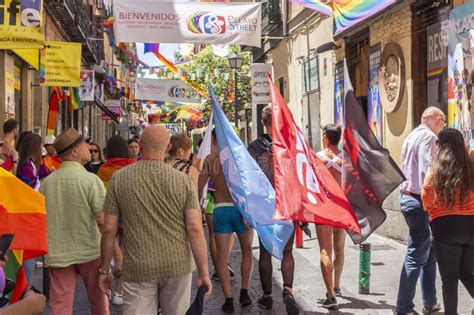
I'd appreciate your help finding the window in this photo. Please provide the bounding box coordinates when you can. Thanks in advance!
[301,56,319,93]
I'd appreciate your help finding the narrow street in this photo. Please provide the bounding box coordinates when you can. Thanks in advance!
[36,226,473,314]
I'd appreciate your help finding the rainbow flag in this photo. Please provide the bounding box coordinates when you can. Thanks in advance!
[290,0,397,34]
[143,43,159,54]
[289,0,332,16]
[46,87,65,136]
[97,158,135,188]
[68,87,83,112]
[42,155,62,173]
[0,168,47,303]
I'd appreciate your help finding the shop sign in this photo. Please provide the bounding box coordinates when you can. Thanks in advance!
[102,100,121,121]
[250,63,272,104]
[13,49,39,69]
[40,41,82,87]
[135,78,200,103]
[0,0,44,49]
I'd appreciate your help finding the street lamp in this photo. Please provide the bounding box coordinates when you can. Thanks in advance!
[228,54,244,128]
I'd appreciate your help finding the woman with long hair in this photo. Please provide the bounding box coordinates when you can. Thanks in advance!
[422,128,474,315]
[84,142,105,174]
[15,133,44,285]
[97,135,135,305]
[166,133,198,189]
[16,133,43,190]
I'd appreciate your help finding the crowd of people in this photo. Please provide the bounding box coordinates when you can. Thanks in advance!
[0,104,472,315]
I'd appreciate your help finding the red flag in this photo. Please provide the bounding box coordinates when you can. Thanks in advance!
[270,76,360,232]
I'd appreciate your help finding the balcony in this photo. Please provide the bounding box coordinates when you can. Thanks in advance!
[45,0,104,64]
[261,0,281,35]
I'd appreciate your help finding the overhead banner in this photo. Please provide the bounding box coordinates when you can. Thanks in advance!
[368,43,382,143]
[135,78,200,103]
[250,63,272,104]
[79,70,94,101]
[0,0,44,49]
[40,41,81,87]
[113,1,262,47]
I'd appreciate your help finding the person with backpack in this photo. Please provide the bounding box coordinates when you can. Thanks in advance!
[248,105,299,315]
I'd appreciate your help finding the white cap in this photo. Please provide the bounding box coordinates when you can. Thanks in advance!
[44,135,56,145]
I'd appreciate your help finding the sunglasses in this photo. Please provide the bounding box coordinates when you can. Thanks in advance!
[90,149,98,153]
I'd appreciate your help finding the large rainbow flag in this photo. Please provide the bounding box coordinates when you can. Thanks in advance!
[289,0,397,34]
[0,168,47,303]
[97,158,135,188]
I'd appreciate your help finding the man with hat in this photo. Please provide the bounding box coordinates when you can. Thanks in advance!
[39,128,109,315]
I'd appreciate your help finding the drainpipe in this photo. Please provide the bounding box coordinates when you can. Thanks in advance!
[282,0,288,37]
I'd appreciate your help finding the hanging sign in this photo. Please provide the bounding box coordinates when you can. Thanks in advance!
[0,0,44,49]
[102,100,121,121]
[79,70,94,101]
[250,63,272,104]
[135,78,200,103]
[368,44,382,143]
[40,42,82,87]
[113,1,262,47]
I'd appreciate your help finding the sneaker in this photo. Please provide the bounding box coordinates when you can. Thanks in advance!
[211,272,219,281]
[334,287,341,297]
[283,293,299,315]
[321,296,338,310]
[239,289,252,307]
[221,298,234,313]
[112,292,123,305]
[257,295,273,310]
[422,304,441,314]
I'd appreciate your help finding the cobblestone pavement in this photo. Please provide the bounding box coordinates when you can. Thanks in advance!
[36,225,473,314]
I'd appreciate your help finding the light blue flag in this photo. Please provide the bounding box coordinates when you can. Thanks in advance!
[210,88,294,260]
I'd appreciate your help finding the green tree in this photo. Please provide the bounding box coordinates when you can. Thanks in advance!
[174,45,251,124]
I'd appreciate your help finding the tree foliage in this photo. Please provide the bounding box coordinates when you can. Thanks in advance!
[174,45,252,124]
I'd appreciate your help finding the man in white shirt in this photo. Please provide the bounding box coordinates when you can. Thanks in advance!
[396,107,445,315]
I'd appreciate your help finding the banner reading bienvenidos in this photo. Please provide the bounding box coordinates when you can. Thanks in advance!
[0,0,44,49]
[40,41,81,87]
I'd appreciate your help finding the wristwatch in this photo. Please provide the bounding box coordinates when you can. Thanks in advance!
[98,267,112,275]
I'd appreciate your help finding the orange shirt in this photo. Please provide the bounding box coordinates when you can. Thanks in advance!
[421,185,474,221]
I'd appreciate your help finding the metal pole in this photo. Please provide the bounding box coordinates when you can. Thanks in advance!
[306,24,313,147]
[234,69,239,128]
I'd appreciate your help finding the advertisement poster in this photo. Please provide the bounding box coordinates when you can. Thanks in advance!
[5,72,15,115]
[79,70,94,101]
[114,1,261,47]
[368,43,382,143]
[334,61,344,126]
[40,42,82,87]
[135,78,200,103]
[0,0,44,49]
[427,22,448,115]
[448,3,474,144]
[102,100,121,121]
[250,63,272,104]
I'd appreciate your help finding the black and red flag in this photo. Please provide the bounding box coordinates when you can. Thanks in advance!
[342,60,405,243]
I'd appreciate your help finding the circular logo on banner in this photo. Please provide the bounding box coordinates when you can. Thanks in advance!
[379,42,405,113]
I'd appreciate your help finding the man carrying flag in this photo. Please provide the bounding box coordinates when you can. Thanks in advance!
[248,105,299,314]
[198,130,253,313]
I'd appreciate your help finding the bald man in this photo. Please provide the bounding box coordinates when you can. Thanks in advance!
[99,125,212,315]
[396,107,445,315]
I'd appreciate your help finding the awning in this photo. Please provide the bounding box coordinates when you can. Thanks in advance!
[94,99,120,123]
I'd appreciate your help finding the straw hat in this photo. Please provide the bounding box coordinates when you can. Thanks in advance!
[53,128,84,156]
